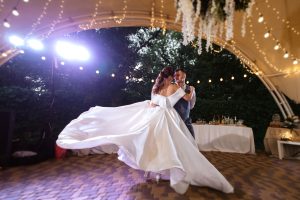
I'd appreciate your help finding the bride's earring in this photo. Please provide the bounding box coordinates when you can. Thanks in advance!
[155,174,160,184]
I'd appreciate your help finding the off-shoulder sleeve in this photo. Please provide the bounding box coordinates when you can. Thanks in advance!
[169,88,185,107]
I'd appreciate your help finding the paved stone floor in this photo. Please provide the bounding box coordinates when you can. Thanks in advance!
[1,151,300,200]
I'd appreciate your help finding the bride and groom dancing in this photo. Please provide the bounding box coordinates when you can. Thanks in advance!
[56,67,234,194]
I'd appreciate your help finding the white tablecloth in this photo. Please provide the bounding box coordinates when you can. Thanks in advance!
[193,124,255,154]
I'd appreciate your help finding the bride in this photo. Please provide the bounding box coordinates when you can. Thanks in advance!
[56,67,234,194]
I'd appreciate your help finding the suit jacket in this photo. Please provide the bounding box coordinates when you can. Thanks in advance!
[174,85,196,123]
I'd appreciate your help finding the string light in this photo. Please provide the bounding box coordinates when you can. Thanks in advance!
[27,0,53,37]
[113,0,127,24]
[79,66,84,70]
[253,6,299,68]
[243,74,247,78]
[88,0,102,29]
[151,79,154,83]
[160,0,166,34]
[208,79,212,83]
[274,42,280,50]
[1,52,7,57]
[231,76,235,80]
[23,0,29,2]
[293,59,298,65]
[197,80,200,84]
[111,73,115,77]
[96,70,100,74]
[150,0,155,28]
[0,0,4,13]
[60,61,65,65]
[258,14,264,23]
[186,80,189,84]
[262,0,300,36]
[41,56,46,60]
[3,19,10,28]
[45,0,65,38]
[248,16,284,74]
[78,0,109,30]
[12,7,19,16]
[19,50,25,54]
[126,76,129,80]
[264,31,270,38]
[220,78,223,82]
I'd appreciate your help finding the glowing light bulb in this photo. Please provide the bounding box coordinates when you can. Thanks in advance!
[231,76,235,80]
[111,73,115,77]
[12,8,19,16]
[197,80,200,84]
[264,31,270,38]
[3,19,10,28]
[274,42,280,50]
[283,52,289,59]
[258,15,264,23]
[293,59,298,65]
[220,78,223,82]
[243,74,247,78]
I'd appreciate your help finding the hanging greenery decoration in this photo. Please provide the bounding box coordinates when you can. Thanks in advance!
[175,0,255,54]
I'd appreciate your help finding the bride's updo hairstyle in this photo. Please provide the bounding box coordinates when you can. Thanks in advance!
[152,66,174,94]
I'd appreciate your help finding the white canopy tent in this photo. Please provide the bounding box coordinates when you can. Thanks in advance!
[0,0,299,118]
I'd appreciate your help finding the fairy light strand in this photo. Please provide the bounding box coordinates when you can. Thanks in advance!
[253,7,299,67]
[0,0,4,13]
[89,0,102,29]
[27,0,53,37]
[113,0,127,24]
[263,0,300,36]
[45,0,65,38]
[150,0,155,29]
[160,0,166,34]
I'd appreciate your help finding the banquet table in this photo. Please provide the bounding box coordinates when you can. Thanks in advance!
[264,127,300,157]
[192,124,255,154]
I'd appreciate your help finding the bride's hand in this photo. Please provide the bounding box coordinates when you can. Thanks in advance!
[149,101,158,107]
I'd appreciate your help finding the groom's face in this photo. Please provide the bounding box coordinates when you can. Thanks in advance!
[174,71,186,83]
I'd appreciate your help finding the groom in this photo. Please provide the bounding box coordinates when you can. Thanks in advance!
[174,68,196,138]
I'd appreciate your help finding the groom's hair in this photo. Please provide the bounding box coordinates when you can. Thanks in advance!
[175,68,186,74]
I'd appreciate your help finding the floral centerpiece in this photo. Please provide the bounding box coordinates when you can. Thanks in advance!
[175,0,255,54]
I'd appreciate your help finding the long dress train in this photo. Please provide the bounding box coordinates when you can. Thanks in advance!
[56,88,234,194]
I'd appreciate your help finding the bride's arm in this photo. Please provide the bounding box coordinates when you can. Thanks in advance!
[172,84,194,101]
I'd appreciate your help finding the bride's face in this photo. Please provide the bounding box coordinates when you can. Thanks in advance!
[164,75,173,84]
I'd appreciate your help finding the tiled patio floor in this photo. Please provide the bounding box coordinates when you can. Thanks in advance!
[1,151,299,200]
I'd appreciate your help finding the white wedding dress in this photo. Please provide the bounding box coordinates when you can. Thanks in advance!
[56,88,234,194]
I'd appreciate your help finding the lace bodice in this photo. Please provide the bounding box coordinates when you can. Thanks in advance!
[151,88,186,108]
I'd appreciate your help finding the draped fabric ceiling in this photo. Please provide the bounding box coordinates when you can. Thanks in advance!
[0,0,299,108]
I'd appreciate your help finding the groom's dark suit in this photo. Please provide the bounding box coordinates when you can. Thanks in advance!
[174,85,195,138]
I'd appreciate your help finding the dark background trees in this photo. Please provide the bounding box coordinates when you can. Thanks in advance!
[0,27,298,155]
